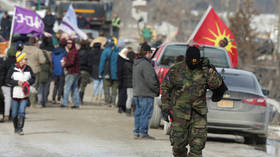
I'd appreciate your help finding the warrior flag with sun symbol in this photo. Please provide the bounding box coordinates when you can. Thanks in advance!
[188,6,238,68]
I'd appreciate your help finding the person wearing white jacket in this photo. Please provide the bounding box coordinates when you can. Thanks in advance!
[6,51,35,135]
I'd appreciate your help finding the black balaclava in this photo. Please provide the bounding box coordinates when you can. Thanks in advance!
[185,46,201,70]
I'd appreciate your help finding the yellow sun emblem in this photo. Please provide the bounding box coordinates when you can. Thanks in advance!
[202,23,236,55]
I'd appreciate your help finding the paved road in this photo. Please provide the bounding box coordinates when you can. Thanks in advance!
[0,102,274,157]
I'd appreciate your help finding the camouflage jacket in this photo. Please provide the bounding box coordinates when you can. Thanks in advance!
[160,58,222,120]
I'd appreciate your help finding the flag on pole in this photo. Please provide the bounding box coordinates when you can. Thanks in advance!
[13,6,44,35]
[58,4,87,40]
[188,6,238,68]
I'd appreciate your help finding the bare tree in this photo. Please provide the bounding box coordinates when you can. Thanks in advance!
[229,0,258,66]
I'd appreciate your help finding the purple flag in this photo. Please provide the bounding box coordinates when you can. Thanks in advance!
[13,6,44,35]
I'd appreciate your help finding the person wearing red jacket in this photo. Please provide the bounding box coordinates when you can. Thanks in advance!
[60,39,81,109]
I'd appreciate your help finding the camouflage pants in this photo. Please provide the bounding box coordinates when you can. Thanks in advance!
[170,110,207,157]
[78,71,91,94]
[103,79,118,106]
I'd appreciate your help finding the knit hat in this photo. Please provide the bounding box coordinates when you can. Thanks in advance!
[141,43,151,52]
[185,46,201,70]
[16,51,27,62]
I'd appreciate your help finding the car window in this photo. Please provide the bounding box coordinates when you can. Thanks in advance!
[159,45,187,66]
[159,44,230,68]
[222,73,259,93]
[202,47,230,68]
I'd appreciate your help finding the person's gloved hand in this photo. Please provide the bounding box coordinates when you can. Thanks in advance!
[162,109,173,122]
[22,81,30,95]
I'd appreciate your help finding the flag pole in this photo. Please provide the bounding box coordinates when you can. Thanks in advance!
[187,5,212,44]
[8,7,16,48]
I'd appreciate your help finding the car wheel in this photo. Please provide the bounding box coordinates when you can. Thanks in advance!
[149,97,162,128]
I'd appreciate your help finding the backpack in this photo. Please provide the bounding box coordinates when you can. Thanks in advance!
[103,48,114,79]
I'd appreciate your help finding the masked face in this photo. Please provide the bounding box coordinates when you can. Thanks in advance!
[185,46,201,70]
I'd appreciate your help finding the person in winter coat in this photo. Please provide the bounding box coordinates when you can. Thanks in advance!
[43,10,56,34]
[0,47,17,122]
[98,37,120,106]
[24,37,46,106]
[0,12,11,40]
[6,51,35,135]
[88,42,104,102]
[133,43,160,139]
[38,50,52,107]
[51,40,67,104]
[77,14,89,29]
[125,50,136,115]
[117,47,135,115]
[61,39,81,109]
[78,40,91,104]
[117,48,128,113]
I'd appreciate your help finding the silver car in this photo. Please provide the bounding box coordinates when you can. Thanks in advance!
[207,68,270,144]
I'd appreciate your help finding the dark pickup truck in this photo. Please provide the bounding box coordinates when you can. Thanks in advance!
[56,0,113,35]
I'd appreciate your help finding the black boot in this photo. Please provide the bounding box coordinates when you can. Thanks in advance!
[13,117,18,133]
[17,116,25,135]
[79,92,84,104]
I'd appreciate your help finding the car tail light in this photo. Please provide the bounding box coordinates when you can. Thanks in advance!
[243,98,267,107]
[158,68,165,84]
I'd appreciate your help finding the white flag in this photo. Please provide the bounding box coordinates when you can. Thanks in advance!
[58,4,88,40]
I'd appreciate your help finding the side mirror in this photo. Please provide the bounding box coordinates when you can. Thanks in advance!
[262,89,269,96]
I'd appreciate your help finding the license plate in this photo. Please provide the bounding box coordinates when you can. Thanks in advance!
[217,100,234,108]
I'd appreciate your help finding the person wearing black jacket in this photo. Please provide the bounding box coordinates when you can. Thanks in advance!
[78,40,91,104]
[88,42,104,103]
[117,48,128,113]
[0,12,11,40]
[0,47,17,122]
[43,10,56,34]
[124,50,135,115]
[117,47,135,115]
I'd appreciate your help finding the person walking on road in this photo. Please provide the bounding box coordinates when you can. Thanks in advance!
[133,43,160,139]
[98,37,120,107]
[160,46,223,157]
[38,50,52,107]
[24,37,46,106]
[78,40,92,104]
[117,47,135,115]
[51,40,67,104]
[6,51,35,135]
[89,42,104,103]
[0,46,17,122]
[61,39,81,109]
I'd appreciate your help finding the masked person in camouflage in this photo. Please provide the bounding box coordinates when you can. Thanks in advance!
[160,46,223,157]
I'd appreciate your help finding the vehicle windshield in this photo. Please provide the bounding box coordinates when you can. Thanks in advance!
[159,44,230,68]
[222,73,259,94]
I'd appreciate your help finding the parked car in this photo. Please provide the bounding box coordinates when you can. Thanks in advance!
[150,42,233,128]
[207,68,271,144]
[0,35,8,55]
